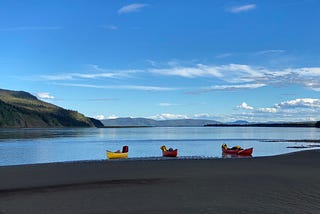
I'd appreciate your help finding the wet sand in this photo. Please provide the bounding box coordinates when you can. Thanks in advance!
[0,150,319,214]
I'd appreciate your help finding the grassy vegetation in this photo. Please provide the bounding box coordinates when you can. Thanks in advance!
[0,89,102,128]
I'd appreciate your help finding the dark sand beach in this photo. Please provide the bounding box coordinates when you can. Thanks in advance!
[0,150,319,214]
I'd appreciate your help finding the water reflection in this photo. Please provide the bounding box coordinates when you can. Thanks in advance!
[0,128,97,141]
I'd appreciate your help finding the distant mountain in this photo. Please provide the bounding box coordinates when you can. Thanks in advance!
[0,88,103,128]
[101,117,221,127]
[229,120,250,125]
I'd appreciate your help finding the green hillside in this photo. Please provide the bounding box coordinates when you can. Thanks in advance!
[0,89,102,128]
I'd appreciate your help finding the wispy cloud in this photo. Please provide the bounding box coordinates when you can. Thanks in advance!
[41,73,122,80]
[256,49,286,55]
[99,25,118,30]
[215,53,233,58]
[150,64,222,78]
[0,26,62,31]
[118,3,148,14]
[158,103,178,107]
[53,83,178,91]
[188,83,265,94]
[228,4,256,13]
[38,63,320,93]
[150,64,265,83]
[40,69,139,81]
[150,63,320,92]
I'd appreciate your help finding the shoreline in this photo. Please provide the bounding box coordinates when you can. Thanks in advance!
[0,147,316,168]
[0,150,319,213]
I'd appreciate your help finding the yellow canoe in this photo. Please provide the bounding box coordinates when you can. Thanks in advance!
[106,150,128,159]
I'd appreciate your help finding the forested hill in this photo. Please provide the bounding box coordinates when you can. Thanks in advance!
[0,89,103,128]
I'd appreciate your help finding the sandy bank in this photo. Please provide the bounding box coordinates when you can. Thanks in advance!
[0,150,319,213]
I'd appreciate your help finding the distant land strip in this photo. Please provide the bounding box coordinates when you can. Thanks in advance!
[204,123,317,128]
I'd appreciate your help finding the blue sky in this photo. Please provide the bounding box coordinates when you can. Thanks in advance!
[1,0,320,122]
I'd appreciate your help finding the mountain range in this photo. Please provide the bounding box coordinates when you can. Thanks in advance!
[101,117,222,127]
[101,118,320,128]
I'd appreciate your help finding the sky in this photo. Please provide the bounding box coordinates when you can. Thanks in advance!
[1,0,320,122]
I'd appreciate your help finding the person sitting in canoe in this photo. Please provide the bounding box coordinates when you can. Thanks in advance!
[160,145,167,151]
[222,143,243,150]
[161,145,174,152]
[122,145,129,153]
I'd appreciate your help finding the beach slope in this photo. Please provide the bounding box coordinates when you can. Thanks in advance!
[0,150,319,213]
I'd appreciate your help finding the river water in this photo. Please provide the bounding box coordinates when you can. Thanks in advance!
[0,127,319,166]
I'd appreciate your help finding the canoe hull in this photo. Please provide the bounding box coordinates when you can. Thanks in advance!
[106,151,128,159]
[162,149,178,157]
[222,147,253,156]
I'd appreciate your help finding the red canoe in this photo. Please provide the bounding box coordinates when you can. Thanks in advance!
[221,144,253,156]
[222,147,253,156]
[160,145,178,157]
[162,149,178,157]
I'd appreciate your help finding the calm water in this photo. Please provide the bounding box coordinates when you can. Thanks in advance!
[0,127,319,166]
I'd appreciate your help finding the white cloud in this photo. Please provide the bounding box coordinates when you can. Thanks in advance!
[228,4,256,13]
[149,113,188,120]
[237,102,254,110]
[193,113,215,119]
[275,98,320,109]
[36,92,55,99]
[108,115,118,119]
[252,98,320,117]
[118,3,148,14]
[256,108,278,113]
[95,115,105,120]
